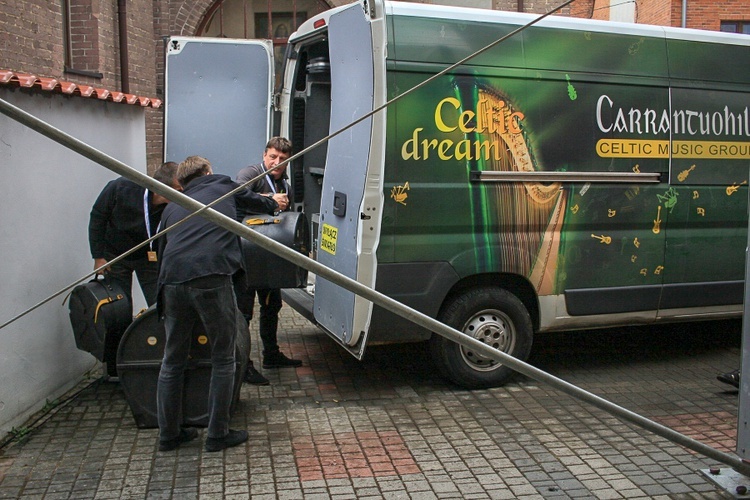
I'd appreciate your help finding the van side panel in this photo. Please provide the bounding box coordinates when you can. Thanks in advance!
[658,37,750,312]
[384,15,672,285]
[371,9,749,339]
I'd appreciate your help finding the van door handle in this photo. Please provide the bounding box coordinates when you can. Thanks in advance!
[333,191,346,217]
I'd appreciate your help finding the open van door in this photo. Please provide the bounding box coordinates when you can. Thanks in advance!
[164,37,273,178]
[309,2,386,357]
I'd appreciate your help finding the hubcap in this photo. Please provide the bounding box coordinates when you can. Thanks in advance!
[459,309,515,371]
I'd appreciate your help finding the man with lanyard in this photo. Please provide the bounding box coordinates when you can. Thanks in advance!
[235,137,302,385]
[89,161,181,309]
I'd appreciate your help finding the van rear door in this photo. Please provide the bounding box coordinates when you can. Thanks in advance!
[311,3,385,357]
[164,37,274,177]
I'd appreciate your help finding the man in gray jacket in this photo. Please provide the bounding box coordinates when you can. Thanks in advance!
[235,137,302,386]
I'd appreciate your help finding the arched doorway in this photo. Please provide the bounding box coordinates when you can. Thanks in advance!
[197,0,333,83]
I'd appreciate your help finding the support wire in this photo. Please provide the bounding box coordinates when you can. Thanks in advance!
[1,0,748,477]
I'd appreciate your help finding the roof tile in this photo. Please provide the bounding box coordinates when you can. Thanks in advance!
[0,69,14,83]
[0,69,161,109]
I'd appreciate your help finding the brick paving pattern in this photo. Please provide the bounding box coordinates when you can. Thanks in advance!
[0,304,743,499]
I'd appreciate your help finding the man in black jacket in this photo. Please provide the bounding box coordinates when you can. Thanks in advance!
[88,162,180,308]
[155,155,286,453]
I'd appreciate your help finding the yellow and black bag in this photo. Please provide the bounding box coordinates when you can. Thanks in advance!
[68,276,132,375]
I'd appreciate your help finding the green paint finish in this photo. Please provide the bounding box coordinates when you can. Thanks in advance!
[380,9,749,299]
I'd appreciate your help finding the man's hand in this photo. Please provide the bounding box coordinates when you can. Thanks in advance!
[272,193,289,211]
[94,258,110,274]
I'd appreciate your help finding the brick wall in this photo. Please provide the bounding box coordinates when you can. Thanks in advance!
[0,0,65,78]
[569,0,594,19]
[682,0,750,31]
[636,0,672,26]
[492,0,572,14]
[148,0,170,171]
[146,0,214,170]
[124,0,157,96]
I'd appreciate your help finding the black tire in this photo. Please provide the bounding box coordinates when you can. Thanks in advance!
[430,286,533,389]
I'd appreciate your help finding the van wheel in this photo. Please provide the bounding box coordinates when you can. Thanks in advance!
[430,287,533,389]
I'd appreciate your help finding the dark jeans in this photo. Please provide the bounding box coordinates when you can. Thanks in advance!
[157,275,237,440]
[105,253,158,308]
[234,283,282,358]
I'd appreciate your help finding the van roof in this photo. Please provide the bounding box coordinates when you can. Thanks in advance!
[387,0,749,47]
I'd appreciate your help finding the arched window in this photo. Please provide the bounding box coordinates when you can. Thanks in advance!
[62,0,104,79]
[197,1,331,84]
[198,0,332,39]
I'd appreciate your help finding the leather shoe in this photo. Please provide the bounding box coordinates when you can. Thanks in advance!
[159,427,198,451]
[244,365,270,385]
[204,429,248,452]
[717,369,740,388]
[263,352,302,369]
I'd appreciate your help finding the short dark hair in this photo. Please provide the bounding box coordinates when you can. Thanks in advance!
[153,161,178,186]
[265,137,292,155]
[177,156,211,186]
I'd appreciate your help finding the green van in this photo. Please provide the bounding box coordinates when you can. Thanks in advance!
[165,0,750,388]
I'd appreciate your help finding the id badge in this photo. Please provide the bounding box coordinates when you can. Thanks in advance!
[147,251,158,262]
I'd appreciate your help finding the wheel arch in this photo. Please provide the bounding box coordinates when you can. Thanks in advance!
[439,273,540,333]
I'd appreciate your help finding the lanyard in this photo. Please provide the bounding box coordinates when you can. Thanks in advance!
[143,190,153,251]
[264,174,287,195]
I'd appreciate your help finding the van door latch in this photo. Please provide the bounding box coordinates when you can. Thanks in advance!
[333,191,346,217]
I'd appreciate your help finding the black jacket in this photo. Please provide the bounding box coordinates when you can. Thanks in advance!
[157,174,277,287]
[89,177,164,262]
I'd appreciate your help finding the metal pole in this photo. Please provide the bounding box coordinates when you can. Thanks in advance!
[1,95,748,475]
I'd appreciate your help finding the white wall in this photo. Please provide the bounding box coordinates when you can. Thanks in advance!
[610,0,636,23]
[0,88,149,434]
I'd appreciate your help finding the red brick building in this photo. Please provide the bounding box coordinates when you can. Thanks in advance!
[1,0,747,171]
[570,0,750,31]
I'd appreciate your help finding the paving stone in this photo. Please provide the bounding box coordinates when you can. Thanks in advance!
[0,310,744,498]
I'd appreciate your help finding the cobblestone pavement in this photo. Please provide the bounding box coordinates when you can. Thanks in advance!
[0,303,745,499]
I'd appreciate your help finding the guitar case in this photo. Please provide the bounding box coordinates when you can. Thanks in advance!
[68,276,132,376]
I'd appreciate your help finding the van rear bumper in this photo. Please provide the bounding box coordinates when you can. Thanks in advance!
[281,288,315,323]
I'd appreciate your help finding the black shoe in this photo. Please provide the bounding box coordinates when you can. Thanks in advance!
[717,369,740,388]
[204,429,248,452]
[263,352,302,369]
[244,365,270,385]
[159,427,198,451]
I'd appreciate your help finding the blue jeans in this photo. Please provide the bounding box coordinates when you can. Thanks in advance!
[157,275,237,440]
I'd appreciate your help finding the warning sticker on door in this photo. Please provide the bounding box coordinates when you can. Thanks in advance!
[320,223,338,255]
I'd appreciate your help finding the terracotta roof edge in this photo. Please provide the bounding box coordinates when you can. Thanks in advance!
[0,69,162,109]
